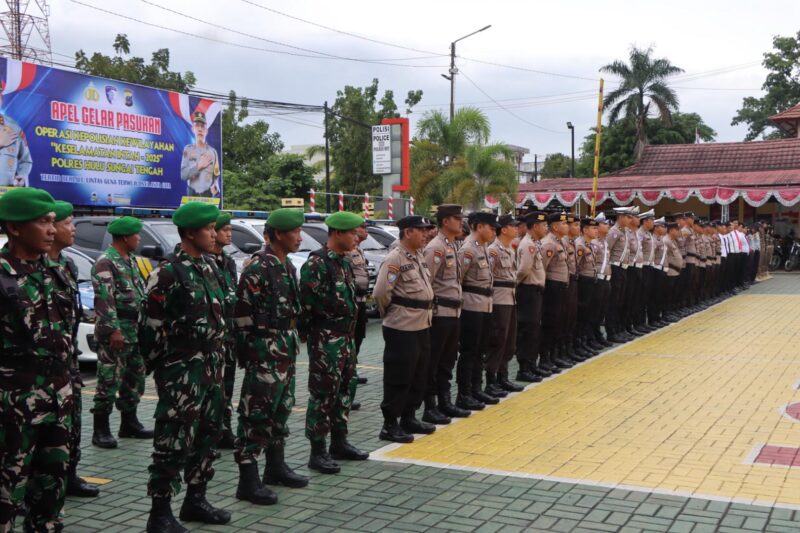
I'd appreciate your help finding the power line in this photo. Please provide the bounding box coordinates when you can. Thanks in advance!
[237,0,444,57]
[68,0,447,68]
[459,69,568,135]
[139,0,443,63]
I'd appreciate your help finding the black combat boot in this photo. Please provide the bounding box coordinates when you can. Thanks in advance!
[471,373,499,405]
[308,439,340,474]
[179,483,231,524]
[422,395,451,425]
[455,388,485,410]
[379,417,414,443]
[400,414,436,435]
[484,373,508,398]
[263,441,309,488]
[350,401,361,411]
[236,462,278,505]
[92,413,118,449]
[438,392,471,418]
[498,373,525,391]
[358,376,368,384]
[147,497,187,533]
[330,431,370,461]
[217,427,235,449]
[66,466,100,497]
[118,410,154,439]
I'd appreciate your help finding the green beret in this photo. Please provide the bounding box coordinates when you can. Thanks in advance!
[215,212,232,230]
[325,211,364,231]
[0,187,57,222]
[108,216,143,236]
[266,208,304,231]
[53,200,74,222]
[173,202,220,229]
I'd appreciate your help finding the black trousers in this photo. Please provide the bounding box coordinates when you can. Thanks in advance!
[577,276,596,339]
[487,305,516,375]
[607,266,627,333]
[457,310,492,393]
[542,280,568,354]
[644,267,660,323]
[664,275,678,311]
[430,316,460,396]
[382,326,430,420]
[623,267,642,328]
[516,285,543,370]
[563,277,578,345]
[354,302,368,354]
[592,279,611,337]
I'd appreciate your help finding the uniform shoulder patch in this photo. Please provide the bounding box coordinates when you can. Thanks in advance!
[577,249,584,256]
[489,249,498,257]
[387,264,400,273]
[434,249,444,257]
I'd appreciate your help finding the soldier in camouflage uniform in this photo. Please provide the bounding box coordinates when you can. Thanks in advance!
[208,213,238,449]
[233,209,309,506]
[0,188,73,532]
[300,211,369,475]
[90,216,152,449]
[140,202,231,532]
[47,201,99,498]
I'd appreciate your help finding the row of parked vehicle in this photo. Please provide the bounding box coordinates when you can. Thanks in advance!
[22,209,400,364]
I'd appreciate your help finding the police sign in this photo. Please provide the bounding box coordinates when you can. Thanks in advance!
[371,124,391,175]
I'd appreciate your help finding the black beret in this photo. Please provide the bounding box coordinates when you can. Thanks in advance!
[547,212,567,223]
[397,215,435,230]
[468,211,500,227]
[524,211,548,224]
[580,217,599,228]
[497,214,517,227]
[436,204,463,218]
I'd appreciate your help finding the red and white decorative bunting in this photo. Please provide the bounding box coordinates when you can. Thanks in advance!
[338,191,344,212]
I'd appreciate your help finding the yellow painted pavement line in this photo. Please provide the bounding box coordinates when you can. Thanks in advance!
[81,477,112,485]
[374,294,800,509]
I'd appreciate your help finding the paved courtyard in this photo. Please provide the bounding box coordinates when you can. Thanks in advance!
[63,275,800,532]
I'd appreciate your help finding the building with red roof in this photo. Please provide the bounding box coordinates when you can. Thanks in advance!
[485,105,800,231]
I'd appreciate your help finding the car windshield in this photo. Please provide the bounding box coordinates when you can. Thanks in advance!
[150,223,181,251]
[368,229,396,247]
[360,234,386,251]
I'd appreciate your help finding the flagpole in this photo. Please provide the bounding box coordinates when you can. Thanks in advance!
[591,78,605,217]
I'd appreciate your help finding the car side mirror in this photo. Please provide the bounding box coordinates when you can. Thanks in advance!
[240,242,261,254]
[140,245,164,259]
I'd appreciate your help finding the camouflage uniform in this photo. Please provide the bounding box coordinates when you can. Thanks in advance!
[140,248,226,498]
[56,253,85,476]
[0,249,74,532]
[209,249,238,436]
[300,247,357,443]
[233,246,302,464]
[90,246,146,415]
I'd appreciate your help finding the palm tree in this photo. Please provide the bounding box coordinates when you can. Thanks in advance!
[440,143,518,211]
[416,107,490,162]
[601,46,684,160]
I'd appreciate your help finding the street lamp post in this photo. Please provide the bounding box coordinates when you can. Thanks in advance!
[442,25,491,123]
[566,121,575,178]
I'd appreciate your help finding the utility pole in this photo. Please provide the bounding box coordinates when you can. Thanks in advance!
[441,25,491,123]
[567,122,575,178]
[324,101,331,213]
[0,0,53,64]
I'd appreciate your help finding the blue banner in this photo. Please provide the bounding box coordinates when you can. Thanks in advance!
[0,58,223,208]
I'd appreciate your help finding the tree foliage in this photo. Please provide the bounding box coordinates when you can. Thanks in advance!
[576,112,717,176]
[540,153,573,179]
[328,78,422,196]
[732,31,800,140]
[415,107,491,162]
[75,34,196,92]
[440,143,518,212]
[601,46,684,160]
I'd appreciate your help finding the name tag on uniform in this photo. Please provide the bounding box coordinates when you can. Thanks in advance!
[400,264,414,272]
[478,259,488,269]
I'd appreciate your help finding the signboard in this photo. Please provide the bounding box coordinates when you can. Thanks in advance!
[0,58,223,207]
[371,124,391,175]
[281,197,304,207]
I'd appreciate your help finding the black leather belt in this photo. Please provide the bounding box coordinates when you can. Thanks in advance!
[578,275,597,284]
[462,285,492,297]
[518,284,544,293]
[117,308,139,320]
[687,252,699,259]
[392,296,434,310]
[0,357,69,377]
[493,280,517,289]
[434,296,462,309]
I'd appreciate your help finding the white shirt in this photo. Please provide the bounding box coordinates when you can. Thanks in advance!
[737,230,751,253]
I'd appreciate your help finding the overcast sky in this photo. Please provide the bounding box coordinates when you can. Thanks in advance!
[46,0,800,160]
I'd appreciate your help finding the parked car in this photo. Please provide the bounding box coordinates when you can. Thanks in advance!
[62,246,99,364]
[367,225,397,248]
